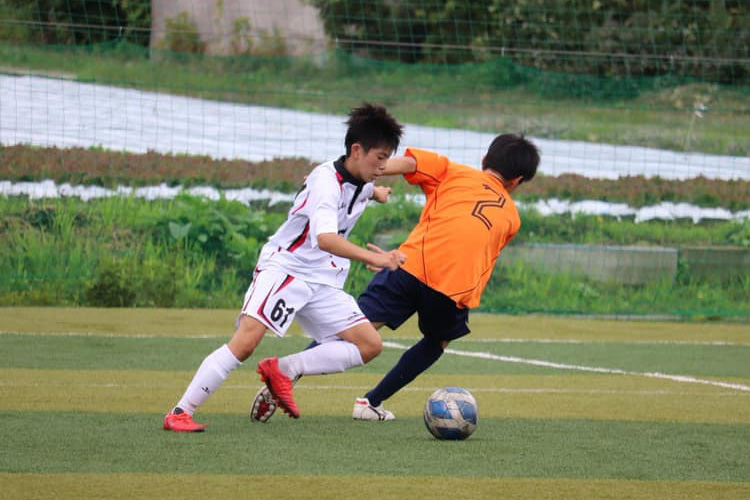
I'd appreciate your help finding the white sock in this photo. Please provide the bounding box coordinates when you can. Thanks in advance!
[278,340,363,379]
[174,344,241,415]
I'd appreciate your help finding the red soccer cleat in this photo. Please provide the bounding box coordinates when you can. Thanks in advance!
[163,410,205,432]
[257,357,300,419]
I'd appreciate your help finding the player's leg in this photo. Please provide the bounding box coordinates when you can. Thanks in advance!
[249,272,314,419]
[351,268,419,420]
[363,313,468,409]
[250,339,317,423]
[165,269,304,431]
[275,321,377,382]
[353,269,469,420]
[255,286,386,418]
[362,336,445,408]
[254,323,369,421]
[271,287,375,380]
[164,314,266,432]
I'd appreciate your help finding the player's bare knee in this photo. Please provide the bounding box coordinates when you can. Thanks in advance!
[349,330,382,363]
[337,323,383,363]
[228,341,254,362]
[228,315,266,361]
[358,342,381,364]
[361,335,383,362]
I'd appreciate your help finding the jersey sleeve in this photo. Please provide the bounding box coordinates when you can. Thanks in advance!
[402,148,450,196]
[304,169,340,248]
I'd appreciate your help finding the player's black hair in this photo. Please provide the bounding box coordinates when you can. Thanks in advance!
[344,103,403,157]
[482,133,540,184]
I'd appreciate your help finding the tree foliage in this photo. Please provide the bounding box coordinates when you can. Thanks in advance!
[310,0,750,83]
[0,0,151,45]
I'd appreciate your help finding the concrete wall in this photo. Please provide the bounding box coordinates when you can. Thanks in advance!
[150,0,327,56]
[373,237,747,285]
[680,246,750,281]
[499,243,680,285]
[499,243,750,284]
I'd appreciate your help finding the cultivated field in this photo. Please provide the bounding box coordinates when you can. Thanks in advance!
[1,308,749,499]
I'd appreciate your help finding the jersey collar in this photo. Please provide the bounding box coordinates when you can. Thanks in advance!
[334,156,365,187]
[484,169,509,194]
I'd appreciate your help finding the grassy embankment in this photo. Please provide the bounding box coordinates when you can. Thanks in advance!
[1,43,749,317]
[1,190,748,317]
[1,41,749,156]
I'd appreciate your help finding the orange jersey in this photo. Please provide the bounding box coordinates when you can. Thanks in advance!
[399,148,520,309]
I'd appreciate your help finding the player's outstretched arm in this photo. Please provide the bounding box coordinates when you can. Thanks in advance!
[381,155,416,176]
[317,233,406,271]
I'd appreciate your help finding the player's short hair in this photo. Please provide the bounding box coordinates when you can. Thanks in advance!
[344,103,403,157]
[483,134,540,184]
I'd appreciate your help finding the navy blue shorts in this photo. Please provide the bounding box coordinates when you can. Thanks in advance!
[357,268,470,341]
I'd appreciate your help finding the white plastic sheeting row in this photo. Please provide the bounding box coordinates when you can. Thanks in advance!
[2,74,749,180]
[3,180,748,223]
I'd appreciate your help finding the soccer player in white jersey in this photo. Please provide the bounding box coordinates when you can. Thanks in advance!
[164,103,406,432]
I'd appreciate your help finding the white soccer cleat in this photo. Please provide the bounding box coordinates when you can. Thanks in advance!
[249,384,277,423]
[352,397,395,421]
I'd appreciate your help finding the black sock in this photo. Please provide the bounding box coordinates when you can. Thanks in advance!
[365,337,443,407]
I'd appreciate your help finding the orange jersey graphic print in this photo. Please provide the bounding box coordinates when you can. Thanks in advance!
[399,148,520,309]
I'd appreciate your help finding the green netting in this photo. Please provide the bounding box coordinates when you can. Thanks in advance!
[0,1,748,318]
[1,1,748,82]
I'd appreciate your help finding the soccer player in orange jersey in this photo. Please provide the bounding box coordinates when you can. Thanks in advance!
[351,134,540,420]
[250,134,539,423]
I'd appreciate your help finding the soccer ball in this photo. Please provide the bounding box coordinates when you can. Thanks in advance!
[423,387,478,440]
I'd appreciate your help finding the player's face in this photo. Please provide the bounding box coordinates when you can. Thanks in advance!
[351,144,393,182]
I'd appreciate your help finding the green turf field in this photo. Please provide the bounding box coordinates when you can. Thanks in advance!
[1,308,749,499]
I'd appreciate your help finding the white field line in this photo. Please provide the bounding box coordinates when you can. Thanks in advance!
[2,330,749,346]
[2,380,748,397]
[2,332,748,393]
[453,337,750,347]
[381,341,750,394]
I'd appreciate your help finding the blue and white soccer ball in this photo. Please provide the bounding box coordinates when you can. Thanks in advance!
[423,387,478,440]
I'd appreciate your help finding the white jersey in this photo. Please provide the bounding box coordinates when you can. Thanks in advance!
[256,156,375,289]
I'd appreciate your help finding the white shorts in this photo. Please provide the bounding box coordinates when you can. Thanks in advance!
[240,269,369,342]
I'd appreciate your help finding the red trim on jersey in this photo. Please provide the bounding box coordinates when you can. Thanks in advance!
[343,314,367,329]
[241,288,254,313]
[336,171,345,193]
[291,193,309,215]
[256,287,278,333]
[287,222,310,253]
[275,274,294,295]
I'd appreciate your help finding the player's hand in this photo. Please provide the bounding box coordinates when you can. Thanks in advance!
[372,186,392,203]
[366,243,406,272]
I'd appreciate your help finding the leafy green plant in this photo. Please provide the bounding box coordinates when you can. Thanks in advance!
[84,258,136,307]
[230,17,253,56]
[136,244,178,307]
[1,194,748,317]
[143,194,282,268]
[727,219,750,247]
[253,26,289,58]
